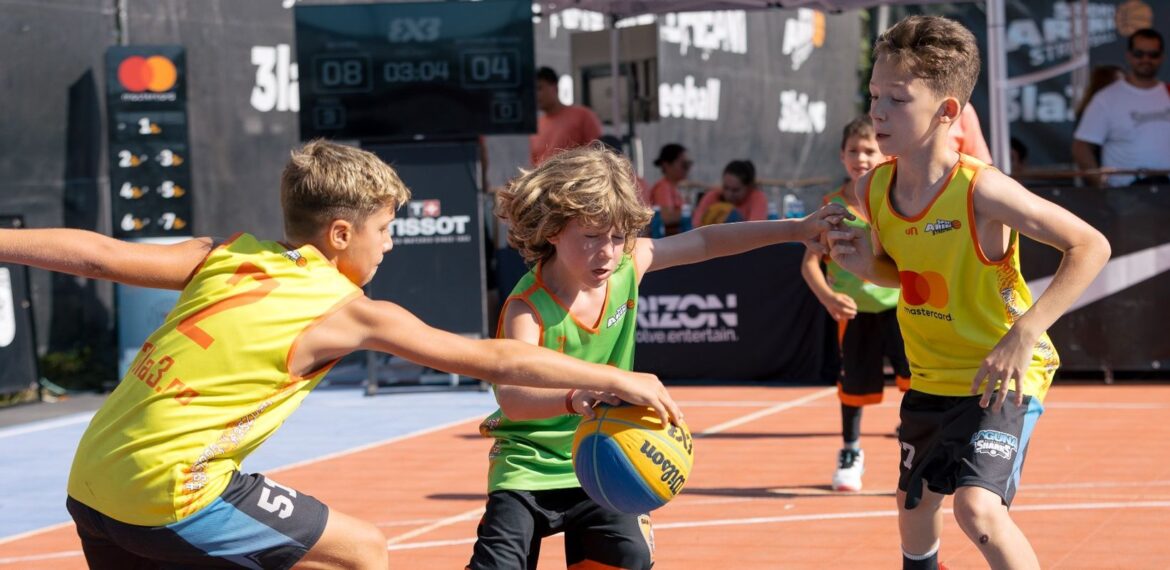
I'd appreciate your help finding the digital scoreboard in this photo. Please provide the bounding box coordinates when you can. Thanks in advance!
[105,46,193,238]
[294,0,536,141]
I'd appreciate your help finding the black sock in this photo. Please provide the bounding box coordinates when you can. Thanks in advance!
[902,543,939,570]
[841,403,862,445]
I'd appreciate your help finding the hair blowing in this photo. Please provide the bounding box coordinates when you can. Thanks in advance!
[497,144,652,264]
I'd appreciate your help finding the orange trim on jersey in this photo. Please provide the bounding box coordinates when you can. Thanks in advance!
[837,318,848,345]
[885,158,961,223]
[568,560,629,570]
[837,382,883,406]
[497,296,545,347]
[284,289,365,385]
[896,375,911,392]
[863,163,889,232]
[533,263,608,334]
[964,164,1018,266]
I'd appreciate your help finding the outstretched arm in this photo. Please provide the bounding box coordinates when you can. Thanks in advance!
[969,169,1111,409]
[0,228,213,290]
[310,296,681,425]
[634,202,849,279]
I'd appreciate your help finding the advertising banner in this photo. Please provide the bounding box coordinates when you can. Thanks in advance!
[0,216,39,394]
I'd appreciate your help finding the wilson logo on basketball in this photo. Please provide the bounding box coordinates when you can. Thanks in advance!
[117,55,178,93]
[900,270,953,321]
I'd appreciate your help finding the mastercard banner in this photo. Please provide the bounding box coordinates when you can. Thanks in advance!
[106,45,186,105]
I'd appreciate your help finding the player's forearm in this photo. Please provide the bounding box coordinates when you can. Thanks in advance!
[0,228,119,280]
[689,219,805,259]
[496,385,574,420]
[488,339,620,393]
[800,253,837,305]
[1014,232,1111,339]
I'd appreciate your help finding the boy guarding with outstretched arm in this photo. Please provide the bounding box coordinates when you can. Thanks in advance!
[0,140,681,570]
[828,16,1110,570]
[467,145,848,570]
[801,115,911,492]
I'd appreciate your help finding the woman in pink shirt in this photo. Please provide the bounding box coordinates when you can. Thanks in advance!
[645,144,692,235]
[694,160,769,226]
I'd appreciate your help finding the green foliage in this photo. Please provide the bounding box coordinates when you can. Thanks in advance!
[40,346,116,392]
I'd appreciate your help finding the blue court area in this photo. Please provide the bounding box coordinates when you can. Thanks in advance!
[0,381,498,540]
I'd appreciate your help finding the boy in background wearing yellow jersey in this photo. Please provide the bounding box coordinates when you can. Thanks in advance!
[801,116,910,493]
[828,16,1110,570]
[469,145,848,569]
[0,140,685,570]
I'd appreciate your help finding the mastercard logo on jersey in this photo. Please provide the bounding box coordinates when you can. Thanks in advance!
[117,55,178,93]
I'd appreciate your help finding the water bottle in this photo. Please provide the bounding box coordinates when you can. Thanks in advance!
[650,205,664,238]
[767,201,780,221]
[782,194,805,219]
[679,203,693,233]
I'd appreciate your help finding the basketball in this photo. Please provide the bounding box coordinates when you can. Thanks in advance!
[572,404,695,514]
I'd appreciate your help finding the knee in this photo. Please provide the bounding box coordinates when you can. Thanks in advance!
[353,522,389,565]
[952,488,1007,537]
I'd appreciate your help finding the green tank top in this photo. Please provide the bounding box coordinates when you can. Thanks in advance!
[479,255,639,492]
[822,186,900,313]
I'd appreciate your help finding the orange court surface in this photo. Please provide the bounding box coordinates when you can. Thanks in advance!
[2,383,1167,569]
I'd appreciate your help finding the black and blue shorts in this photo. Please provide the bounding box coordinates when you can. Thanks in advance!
[897,389,1044,510]
[67,471,328,569]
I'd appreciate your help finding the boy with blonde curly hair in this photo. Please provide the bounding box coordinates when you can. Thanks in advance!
[469,144,848,569]
[0,139,682,570]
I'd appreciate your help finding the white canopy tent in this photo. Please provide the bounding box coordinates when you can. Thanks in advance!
[539,0,1095,175]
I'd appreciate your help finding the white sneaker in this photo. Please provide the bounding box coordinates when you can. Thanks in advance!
[832,448,865,492]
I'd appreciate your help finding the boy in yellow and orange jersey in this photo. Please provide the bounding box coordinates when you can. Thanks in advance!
[801,115,910,493]
[828,16,1110,570]
[0,140,683,570]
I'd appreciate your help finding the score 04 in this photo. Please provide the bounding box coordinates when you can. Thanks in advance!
[461,51,519,87]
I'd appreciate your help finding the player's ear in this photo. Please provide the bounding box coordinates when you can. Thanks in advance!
[327,218,355,250]
[939,97,962,124]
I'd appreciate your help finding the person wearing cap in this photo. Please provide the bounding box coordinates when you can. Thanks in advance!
[644,143,692,236]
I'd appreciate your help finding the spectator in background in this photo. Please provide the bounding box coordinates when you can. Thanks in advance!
[1073,28,1170,187]
[529,66,603,166]
[1010,136,1029,177]
[694,160,768,226]
[1074,64,1124,123]
[645,143,692,235]
[949,104,993,163]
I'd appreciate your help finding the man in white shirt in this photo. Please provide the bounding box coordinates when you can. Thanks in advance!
[1073,28,1170,187]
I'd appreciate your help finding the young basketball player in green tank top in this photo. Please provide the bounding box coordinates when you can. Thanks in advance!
[828,16,1111,570]
[802,115,911,493]
[469,144,849,570]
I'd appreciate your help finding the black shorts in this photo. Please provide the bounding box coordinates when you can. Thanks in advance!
[838,309,911,406]
[897,390,1044,510]
[67,471,328,569]
[467,488,654,570]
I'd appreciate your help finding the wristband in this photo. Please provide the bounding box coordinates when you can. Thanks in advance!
[565,389,578,414]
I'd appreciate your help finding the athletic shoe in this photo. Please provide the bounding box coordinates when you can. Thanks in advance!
[832,448,865,492]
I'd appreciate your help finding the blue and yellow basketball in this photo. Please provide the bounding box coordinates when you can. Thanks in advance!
[572,404,694,514]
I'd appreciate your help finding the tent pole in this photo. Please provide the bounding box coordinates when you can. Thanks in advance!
[609,15,621,138]
[986,0,1010,173]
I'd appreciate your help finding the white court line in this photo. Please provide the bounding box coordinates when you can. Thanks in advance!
[0,412,95,440]
[269,412,485,474]
[8,499,1170,561]
[697,388,836,436]
[386,507,484,545]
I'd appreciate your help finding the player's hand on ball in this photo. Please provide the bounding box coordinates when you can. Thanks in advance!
[611,372,684,427]
[572,390,621,419]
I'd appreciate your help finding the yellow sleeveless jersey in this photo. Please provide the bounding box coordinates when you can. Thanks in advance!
[67,233,362,526]
[866,156,1059,400]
